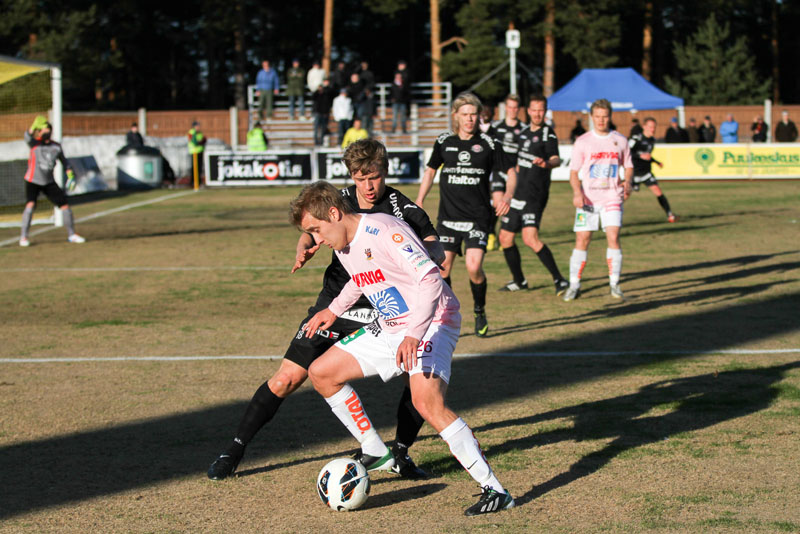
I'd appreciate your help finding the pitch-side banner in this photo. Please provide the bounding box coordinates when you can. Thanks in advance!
[205,150,313,186]
[316,148,423,184]
[551,144,800,181]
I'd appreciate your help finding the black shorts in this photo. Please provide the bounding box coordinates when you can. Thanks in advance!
[633,172,658,187]
[283,307,377,369]
[25,181,68,207]
[500,190,549,232]
[436,220,489,254]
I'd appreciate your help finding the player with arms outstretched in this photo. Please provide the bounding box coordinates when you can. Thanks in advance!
[416,92,517,337]
[207,140,441,481]
[563,98,633,301]
[629,117,677,222]
[296,181,514,516]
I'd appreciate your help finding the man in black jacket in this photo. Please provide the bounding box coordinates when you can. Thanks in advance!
[312,79,335,146]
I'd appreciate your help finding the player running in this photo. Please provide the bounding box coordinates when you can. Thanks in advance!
[497,94,569,295]
[563,98,634,301]
[19,116,85,247]
[296,181,515,516]
[487,94,526,252]
[629,117,678,223]
[207,140,441,481]
[416,92,517,338]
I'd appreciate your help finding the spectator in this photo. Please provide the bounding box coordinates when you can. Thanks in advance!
[479,105,496,136]
[346,72,364,109]
[686,117,701,143]
[312,78,335,146]
[247,120,269,151]
[629,117,642,138]
[720,113,738,143]
[255,60,280,120]
[341,117,369,149]
[699,115,716,142]
[750,115,768,142]
[307,60,326,94]
[358,61,375,91]
[332,88,354,145]
[665,117,688,143]
[331,61,348,92]
[126,122,144,147]
[395,59,410,86]
[187,121,207,185]
[390,72,410,134]
[570,118,586,143]
[358,87,376,137]
[775,110,798,142]
[286,59,306,120]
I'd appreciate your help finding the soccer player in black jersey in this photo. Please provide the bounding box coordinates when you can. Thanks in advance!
[416,92,517,338]
[487,94,526,252]
[498,94,569,295]
[629,117,677,223]
[207,139,443,480]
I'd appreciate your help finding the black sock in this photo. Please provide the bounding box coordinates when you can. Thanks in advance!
[470,279,487,313]
[228,381,285,457]
[394,386,425,448]
[535,244,564,281]
[443,276,451,287]
[502,244,526,285]
[657,194,671,214]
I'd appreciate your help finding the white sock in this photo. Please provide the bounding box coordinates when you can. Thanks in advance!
[440,417,505,493]
[21,206,34,239]
[325,384,386,457]
[606,248,622,286]
[62,207,76,236]
[569,249,588,288]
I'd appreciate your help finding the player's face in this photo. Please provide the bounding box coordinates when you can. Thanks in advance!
[591,107,611,134]
[351,167,385,208]
[300,209,348,251]
[528,100,546,128]
[505,99,519,122]
[643,120,656,137]
[455,104,478,136]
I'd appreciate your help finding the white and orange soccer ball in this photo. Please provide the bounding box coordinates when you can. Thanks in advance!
[316,458,370,511]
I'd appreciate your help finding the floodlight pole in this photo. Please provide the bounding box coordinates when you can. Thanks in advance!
[51,66,64,227]
[506,24,520,96]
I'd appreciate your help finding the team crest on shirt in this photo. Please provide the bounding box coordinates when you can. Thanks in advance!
[471,144,483,153]
[364,248,373,260]
[458,151,471,163]
[368,287,410,319]
[532,136,539,142]
[392,233,404,243]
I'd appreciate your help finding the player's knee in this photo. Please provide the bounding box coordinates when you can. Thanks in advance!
[411,394,442,423]
[269,369,307,396]
[498,232,514,248]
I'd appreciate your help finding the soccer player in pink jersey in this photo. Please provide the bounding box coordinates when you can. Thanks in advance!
[293,181,514,516]
[564,99,634,301]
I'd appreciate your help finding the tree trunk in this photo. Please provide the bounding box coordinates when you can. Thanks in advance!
[543,0,555,96]
[430,0,441,104]
[642,1,653,80]
[323,0,333,76]
[771,0,780,103]
[233,0,246,110]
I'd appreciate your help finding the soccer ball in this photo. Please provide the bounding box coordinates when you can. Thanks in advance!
[316,458,370,511]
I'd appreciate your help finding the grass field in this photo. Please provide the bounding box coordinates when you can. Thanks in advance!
[1,180,798,533]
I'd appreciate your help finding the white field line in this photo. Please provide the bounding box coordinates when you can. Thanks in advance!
[1,348,799,364]
[0,265,325,272]
[0,190,196,247]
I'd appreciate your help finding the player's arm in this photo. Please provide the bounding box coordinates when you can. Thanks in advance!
[423,236,445,267]
[493,165,516,216]
[569,170,585,208]
[396,269,441,372]
[623,166,634,199]
[291,232,321,273]
[304,279,362,338]
[415,166,437,208]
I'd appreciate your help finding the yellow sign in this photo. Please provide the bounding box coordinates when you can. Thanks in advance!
[653,144,800,179]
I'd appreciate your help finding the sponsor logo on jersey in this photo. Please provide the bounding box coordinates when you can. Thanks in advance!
[442,221,474,232]
[352,269,386,287]
[397,243,432,272]
[364,248,373,260]
[439,235,455,243]
[510,198,526,210]
[458,151,471,163]
[471,144,483,153]
[365,225,379,235]
[368,287,410,319]
[392,233,404,243]
[522,213,537,224]
[590,151,621,160]
[589,164,618,179]
[340,327,366,346]
[468,229,487,241]
[448,175,480,185]
[445,146,459,152]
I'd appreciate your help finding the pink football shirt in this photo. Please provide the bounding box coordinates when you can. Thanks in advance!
[328,213,461,340]
[569,130,633,206]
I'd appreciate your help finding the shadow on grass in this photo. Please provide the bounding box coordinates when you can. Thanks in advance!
[0,292,798,519]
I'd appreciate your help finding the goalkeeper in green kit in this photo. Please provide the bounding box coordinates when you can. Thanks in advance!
[19,115,85,247]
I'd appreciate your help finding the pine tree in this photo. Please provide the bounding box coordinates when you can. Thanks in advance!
[665,15,771,105]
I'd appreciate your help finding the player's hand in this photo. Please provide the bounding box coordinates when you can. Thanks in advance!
[640,153,651,161]
[396,336,420,372]
[623,182,633,200]
[65,170,76,192]
[532,157,546,168]
[657,161,664,168]
[572,192,586,209]
[292,242,320,273]
[492,191,510,216]
[304,308,337,338]
[31,115,48,131]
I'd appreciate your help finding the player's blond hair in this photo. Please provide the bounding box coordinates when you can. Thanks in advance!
[590,98,612,115]
[342,138,389,176]
[290,181,353,228]
[452,92,482,133]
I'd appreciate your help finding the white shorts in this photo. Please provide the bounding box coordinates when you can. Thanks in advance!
[573,203,623,232]
[335,320,460,384]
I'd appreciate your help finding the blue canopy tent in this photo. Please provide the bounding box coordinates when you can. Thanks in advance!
[548,68,683,111]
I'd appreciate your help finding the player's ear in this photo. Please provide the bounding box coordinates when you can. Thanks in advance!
[328,206,340,221]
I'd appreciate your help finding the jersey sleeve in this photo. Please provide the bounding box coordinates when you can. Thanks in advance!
[544,128,560,160]
[396,192,437,240]
[569,138,586,172]
[426,137,444,169]
[493,142,514,173]
[328,278,365,317]
[620,137,633,168]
